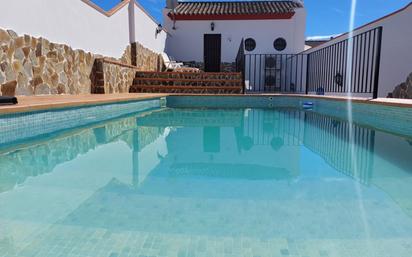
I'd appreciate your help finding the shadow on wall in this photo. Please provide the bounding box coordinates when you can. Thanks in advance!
[389,72,412,99]
[0,28,162,96]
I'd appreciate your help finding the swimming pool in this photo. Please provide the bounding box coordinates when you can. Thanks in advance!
[1,96,412,257]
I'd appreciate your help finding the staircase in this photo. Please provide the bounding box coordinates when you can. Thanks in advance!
[129,71,244,94]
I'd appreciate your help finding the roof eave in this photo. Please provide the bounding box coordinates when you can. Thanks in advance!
[168,12,295,20]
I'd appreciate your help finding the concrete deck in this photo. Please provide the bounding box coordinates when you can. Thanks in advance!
[247,93,412,107]
[0,93,168,115]
[0,93,411,115]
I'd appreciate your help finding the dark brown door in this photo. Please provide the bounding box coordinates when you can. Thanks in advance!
[204,34,221,72]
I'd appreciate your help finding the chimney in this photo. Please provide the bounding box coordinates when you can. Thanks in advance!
[166,0,178,9]
[128,0,135,44]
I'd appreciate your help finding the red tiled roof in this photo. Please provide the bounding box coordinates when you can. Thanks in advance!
[169,1,303,20]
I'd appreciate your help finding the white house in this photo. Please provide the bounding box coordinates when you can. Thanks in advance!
[1,0,410,98]
[163,0,306,71]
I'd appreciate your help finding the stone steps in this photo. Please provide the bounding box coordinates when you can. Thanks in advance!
[129,71,244,94]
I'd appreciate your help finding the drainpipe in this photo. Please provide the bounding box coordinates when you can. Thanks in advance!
[172,12,176,30]
[166,0,177,30]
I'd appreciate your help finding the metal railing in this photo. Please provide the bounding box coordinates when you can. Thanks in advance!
[306,26,383,97]
[243,53,307,93]
[239,26,383,98]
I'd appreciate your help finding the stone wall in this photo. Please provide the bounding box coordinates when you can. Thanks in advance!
[389,72,412,99]
[91,42,163,94]
[121,42,163,71]
[91,59,136,94]
[0,28,95,96]
[130,71,244,94]
[182,61,236,72]
[0,27,163,96]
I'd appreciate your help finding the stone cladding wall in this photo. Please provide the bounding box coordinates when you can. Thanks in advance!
[91,42,163,94]
[0,28,94,96]
[182,61,236,72]
[130,71,244,94]
[389,72,412,99]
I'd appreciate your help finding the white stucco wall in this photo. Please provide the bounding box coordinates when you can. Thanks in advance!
[0,0,166,58]
[304,3,412,98]
[163,8,306,62]
[0,0,129,58]
[132,2,166,53]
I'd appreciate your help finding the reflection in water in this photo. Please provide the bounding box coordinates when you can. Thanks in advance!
[1,108,412,257]
[1,108,412,202]
[1,108,412,200]
[304,112,375,185]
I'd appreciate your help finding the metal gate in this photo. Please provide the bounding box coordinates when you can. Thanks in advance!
[243,53,307,93]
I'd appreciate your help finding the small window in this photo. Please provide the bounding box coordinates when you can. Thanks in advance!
[274,38,287,51]
[244,38,256,52]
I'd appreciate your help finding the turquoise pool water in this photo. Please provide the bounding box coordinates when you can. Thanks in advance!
[1,102,412,257]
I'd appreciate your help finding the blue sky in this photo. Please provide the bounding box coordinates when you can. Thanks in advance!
[91,0,411,37]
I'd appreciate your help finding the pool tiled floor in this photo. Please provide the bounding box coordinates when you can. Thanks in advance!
[1,95,412,257]
[2,221,412,257]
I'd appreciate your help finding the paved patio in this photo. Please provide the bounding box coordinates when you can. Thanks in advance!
[0,94,167,115]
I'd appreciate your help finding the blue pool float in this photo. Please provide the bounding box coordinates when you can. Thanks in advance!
[303,102,314,109]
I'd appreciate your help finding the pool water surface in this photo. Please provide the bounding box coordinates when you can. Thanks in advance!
[1,106,412,257]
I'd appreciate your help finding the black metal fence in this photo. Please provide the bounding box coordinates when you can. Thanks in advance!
[244,53,308,93]
[238,26,383,98]
[306,26,383,97]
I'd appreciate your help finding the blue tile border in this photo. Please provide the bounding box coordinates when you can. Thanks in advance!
[0,98,162,146]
